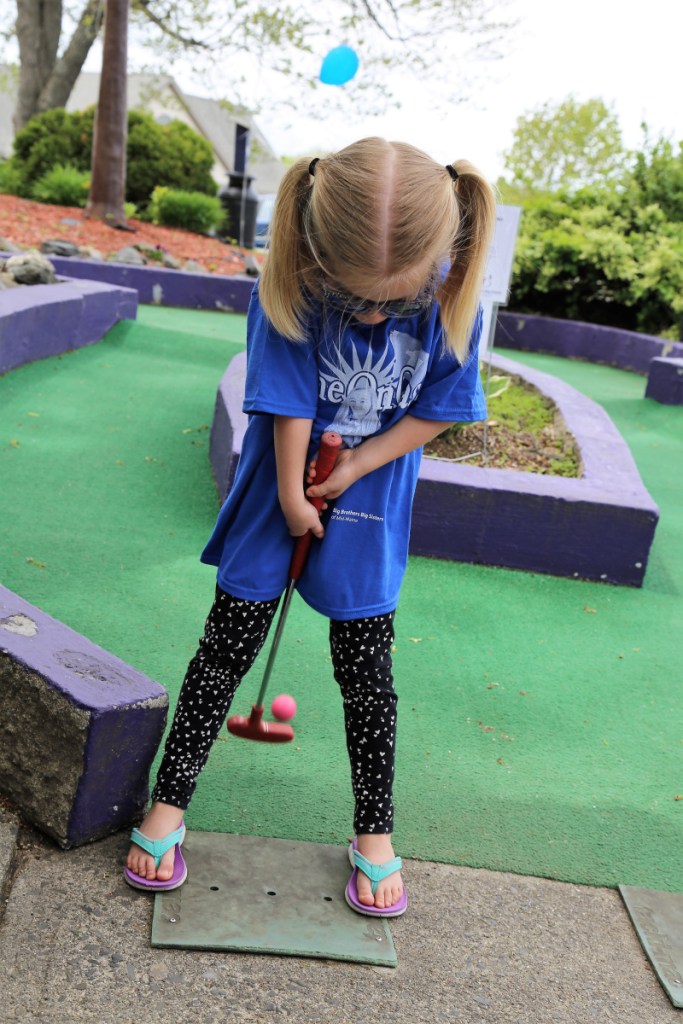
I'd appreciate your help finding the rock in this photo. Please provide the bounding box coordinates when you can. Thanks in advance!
[79,245,104,261]
[40,239,82,258]
[110,246,146,266]
[4,252,57,285]
[183,259,207,273]
[161,252,183,270]
[0,236,24,254]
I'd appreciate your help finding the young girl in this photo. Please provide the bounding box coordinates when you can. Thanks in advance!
[124,136,497,916]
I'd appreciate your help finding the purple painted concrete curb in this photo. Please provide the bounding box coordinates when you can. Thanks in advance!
[0,275,165,847]
[43,254,255,312]
[0,273,137,375]
[0,587,168,848]
[645,357,683,405]
[210,351,659,587]
[495,311,683,376]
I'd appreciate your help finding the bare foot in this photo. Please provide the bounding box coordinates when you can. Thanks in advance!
[125,802,184,882]
[355,833,404,909]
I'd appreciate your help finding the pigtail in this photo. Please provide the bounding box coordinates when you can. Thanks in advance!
[259,157,319,341]
[436,161,497,362]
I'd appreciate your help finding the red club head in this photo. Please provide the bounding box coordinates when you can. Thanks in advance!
[227,705,294,743]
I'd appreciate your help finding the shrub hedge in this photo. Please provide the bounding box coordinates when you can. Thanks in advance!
[148,186,225,234]
[504,141,683,339]
[31,164,91,207]
[9,107,218,211]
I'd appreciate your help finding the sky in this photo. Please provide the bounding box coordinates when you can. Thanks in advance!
[71,0,681,183]
[233,0,682,181]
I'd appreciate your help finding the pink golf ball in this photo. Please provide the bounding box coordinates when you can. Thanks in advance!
[271,694,297,721]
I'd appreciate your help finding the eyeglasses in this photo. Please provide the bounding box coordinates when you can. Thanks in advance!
[322,280,436,319]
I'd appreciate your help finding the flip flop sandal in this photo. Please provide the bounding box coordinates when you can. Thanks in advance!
[123,821,187,892]
[345,836,408,918]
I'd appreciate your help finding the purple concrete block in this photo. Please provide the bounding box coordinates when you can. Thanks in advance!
[0,284,81,373]
[65,274,138,339]
[645,357,683,405]
[44,255,255,312]
[0,276,137,375]
[209,351,659,586]
[495,312,683,375]
[0,587,168,847]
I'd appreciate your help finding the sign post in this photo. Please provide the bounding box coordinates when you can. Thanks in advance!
[481,204,522,353]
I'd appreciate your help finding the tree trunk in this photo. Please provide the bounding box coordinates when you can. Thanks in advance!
[13,0,105,133]
[84,0,130,228]
[35,0,106,117]
[13,0,63,133]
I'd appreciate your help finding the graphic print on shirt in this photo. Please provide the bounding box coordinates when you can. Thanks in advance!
[319,330,429,447]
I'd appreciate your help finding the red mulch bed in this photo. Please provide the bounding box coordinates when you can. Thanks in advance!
[0,194,261,275]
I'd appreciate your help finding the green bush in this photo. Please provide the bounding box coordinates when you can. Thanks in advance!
[11,107,217,209]
[0,159,23,195]
[508,186,683,336]
[120,111,217,208]
[501,128,683,337]
[148,186,225,233]
[31,164,91,207]
[12,108,94,197]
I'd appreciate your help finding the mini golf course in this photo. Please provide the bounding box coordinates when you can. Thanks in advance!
[0,304,680,891]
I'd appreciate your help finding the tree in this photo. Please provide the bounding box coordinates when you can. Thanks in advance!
[501,97,626,195]
[12,1,105,134]
[504,121,683,339]
[4,0,510,133]
[84,0,129,227]
[627,128,683,222]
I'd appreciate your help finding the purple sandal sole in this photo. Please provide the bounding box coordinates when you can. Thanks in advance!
[345,838,408,918]
[123,823,188,892]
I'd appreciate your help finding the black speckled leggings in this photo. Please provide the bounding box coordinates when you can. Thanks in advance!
[152,587,397,833]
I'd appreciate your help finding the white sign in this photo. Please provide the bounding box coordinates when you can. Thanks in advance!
[482,205,522,305]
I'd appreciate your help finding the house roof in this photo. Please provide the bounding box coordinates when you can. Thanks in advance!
[0,66,285,194]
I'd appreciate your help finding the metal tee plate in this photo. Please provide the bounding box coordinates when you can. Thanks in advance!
[152,831,397,967]
[619,885,683,1007]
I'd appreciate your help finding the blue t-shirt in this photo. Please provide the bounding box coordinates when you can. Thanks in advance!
[201,284,486,619]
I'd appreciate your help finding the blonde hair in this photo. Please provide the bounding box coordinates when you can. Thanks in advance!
[259,137,497,361]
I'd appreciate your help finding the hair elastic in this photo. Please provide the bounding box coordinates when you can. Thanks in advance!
[446,165,459,181]
[309,157,320,176]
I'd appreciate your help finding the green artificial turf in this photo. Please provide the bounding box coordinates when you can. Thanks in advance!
[1,307,680,890]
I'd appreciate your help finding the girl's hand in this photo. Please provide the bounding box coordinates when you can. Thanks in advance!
[306,448,357,501]
[280,494,326,539]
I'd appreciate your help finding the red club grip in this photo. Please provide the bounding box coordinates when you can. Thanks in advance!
[289,431,342,580]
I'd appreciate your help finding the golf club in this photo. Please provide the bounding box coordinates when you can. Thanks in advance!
[227,430,343,742]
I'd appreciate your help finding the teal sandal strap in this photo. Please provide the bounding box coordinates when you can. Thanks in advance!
[353,851,403,896]
[131,824,185,868]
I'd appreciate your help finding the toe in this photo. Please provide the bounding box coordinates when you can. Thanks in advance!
[156,849,175,880]
[356,875,376,906]
[375,875,403,908]
[127,849,155,879]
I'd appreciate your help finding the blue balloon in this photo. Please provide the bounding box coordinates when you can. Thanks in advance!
[320,45,360,86]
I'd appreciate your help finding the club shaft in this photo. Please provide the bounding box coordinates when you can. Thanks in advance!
[255,579,296,708]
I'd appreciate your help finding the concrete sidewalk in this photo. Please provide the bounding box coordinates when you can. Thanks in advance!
[0,806,677,1024]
